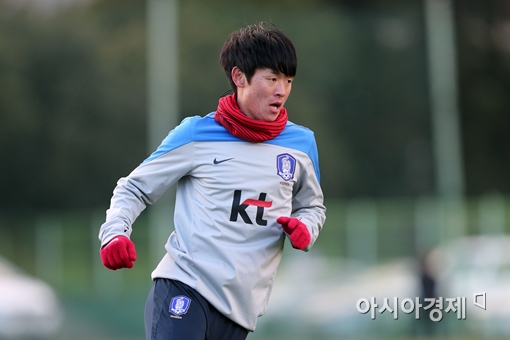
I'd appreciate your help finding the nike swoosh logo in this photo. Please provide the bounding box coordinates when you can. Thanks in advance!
[213,157,234,165]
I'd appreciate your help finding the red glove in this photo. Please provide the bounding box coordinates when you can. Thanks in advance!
[276,216,311,250]
[100,236,137,270]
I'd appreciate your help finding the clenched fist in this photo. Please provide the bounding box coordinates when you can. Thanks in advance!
[100,236,137,270]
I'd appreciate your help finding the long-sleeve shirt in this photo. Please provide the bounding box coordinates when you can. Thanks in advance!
[99,112,326,331]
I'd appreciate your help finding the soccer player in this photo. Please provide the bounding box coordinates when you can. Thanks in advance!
[99,22,326,340]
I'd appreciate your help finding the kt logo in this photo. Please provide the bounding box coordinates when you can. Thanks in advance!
[229,190,272,226]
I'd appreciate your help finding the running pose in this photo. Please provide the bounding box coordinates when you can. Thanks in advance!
[99,22,326,340]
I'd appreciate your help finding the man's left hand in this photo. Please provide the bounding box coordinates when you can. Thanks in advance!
[276,216,311,250]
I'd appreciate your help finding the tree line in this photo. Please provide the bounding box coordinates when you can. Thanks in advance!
[0,0,508,210]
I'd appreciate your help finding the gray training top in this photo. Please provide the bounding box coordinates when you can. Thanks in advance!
[99,113,326,331]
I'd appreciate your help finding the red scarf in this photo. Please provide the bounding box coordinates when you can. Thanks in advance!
[214,94,288,143]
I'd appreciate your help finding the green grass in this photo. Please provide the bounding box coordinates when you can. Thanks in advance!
[1,201,510,340]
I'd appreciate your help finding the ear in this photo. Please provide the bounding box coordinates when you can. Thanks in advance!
[231,66,247,88]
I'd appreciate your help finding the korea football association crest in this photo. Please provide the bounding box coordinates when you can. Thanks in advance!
[277,153,296,181]
[169,295,191,318]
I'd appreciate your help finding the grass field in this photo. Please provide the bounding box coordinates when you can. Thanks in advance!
[47,292,505,340]
[1,200,509,340]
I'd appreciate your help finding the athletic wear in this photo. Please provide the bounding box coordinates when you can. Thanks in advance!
[145,279,248,340]
[276,216,311,250]
[214,93,287,142]
[99,112,326,331]
[100,235,136,269]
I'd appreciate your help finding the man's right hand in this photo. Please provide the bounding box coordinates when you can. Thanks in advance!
[100,236,137,270]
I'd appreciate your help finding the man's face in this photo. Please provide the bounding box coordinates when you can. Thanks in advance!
[234,68,293,122]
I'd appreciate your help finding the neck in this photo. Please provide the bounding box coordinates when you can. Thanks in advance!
[214,94,288,143]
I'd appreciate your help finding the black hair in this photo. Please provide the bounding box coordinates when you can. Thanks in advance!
[219,22,297,93]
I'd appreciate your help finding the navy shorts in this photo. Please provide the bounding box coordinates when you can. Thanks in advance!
[144,278,249,340]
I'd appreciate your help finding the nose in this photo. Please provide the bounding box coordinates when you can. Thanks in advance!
[274,80,286,97]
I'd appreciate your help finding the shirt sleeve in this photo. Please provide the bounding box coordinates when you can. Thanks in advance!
[98,117,196,246]
[290,133,326,251]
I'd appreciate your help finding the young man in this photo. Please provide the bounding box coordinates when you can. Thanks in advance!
[99,22,326,340]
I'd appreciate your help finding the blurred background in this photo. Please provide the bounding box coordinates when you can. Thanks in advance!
[0,0,509,339]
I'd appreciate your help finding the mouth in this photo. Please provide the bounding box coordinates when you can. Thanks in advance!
[269,102,282,114]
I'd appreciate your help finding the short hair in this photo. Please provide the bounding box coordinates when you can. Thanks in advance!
[219,22,297,93]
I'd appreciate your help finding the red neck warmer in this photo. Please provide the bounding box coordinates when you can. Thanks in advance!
[214,94,288,143]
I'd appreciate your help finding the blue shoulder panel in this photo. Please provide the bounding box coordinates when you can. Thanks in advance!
[142,113,237,163]
[266,122,321,182]
[143,113,321,182]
